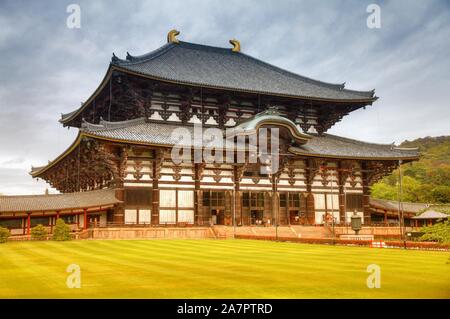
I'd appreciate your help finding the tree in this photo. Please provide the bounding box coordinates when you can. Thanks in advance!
[401,176,422,202]
[0,226,10,243]
[420,220,450,244]
[370,182,397,201]
[371,136,450,204]
[431,186,450,204]
[31,224,48,240]
[53,219,71,241]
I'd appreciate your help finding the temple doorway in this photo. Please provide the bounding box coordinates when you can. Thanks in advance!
[289,210,300,224]
[211,209,225,225]
[251,210,264,225]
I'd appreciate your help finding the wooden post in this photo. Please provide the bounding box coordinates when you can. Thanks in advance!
[194,163,201,226]
[233,164,244,226]
[337,164,346,225]
[175,190,178,225]
[305,159,316,225]
[83,208,87,229]
[361,162,372,225]
[27,213,31,236]
[152,150,160,225]
[384,210,388,225]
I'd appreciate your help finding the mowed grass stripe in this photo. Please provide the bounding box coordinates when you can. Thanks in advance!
[42,240,270,296]
[0,240,448,298]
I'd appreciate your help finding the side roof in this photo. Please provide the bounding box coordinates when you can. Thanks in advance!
[0,189,121,213]
[290,134,419,160]
[369,198,429,214]
[32,113,420,178]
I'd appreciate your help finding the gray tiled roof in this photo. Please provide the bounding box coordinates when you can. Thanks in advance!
[290,134,419,159]
[0,189,121,213]
[81,118,419,160]
[369,198,429,214]
[413,210,449,219]
[112,41,376,101]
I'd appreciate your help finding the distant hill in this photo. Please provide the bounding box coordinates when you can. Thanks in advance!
[371,136,450,203]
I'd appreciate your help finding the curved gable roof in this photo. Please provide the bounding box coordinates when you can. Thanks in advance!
[226,107,310,143]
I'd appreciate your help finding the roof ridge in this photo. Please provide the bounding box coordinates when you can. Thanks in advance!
[112,42,176,65]
[321,133,396,148]
[82,117,147,131]
[0,188,113,199]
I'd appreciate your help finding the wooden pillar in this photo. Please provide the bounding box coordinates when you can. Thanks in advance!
[26,213,31,235]
[83,208,87,229]
[337,163,346,225]
[152,150,160,225]
[271,175,280,226]
[194,163,201,226]
[384,210,388,225]
[361,162,372,225]
[233,165,242,226]
[175,190,179,225]
[225,191,232,226]
[305,159,316,225]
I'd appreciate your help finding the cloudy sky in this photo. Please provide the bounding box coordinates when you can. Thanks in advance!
[0,0,449,195]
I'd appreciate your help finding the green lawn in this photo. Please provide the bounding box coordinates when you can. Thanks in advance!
[0,239,449,299]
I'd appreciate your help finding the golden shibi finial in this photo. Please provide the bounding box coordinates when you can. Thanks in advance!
[229,39,240,52]
[167,29,180,44]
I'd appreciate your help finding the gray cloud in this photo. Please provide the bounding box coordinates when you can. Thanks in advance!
[0,0,449,194]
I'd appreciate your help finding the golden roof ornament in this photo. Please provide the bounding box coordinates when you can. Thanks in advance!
[229,39,241,52]
[167,29,180,44]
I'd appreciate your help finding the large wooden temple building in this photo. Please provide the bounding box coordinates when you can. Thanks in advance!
[0,30,420,235]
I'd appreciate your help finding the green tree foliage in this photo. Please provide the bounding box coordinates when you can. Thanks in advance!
[0,226,10,243]
[31,224,48,240]
[53,219,71,241]
[419,220,450,244]
[371,136,450,203]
